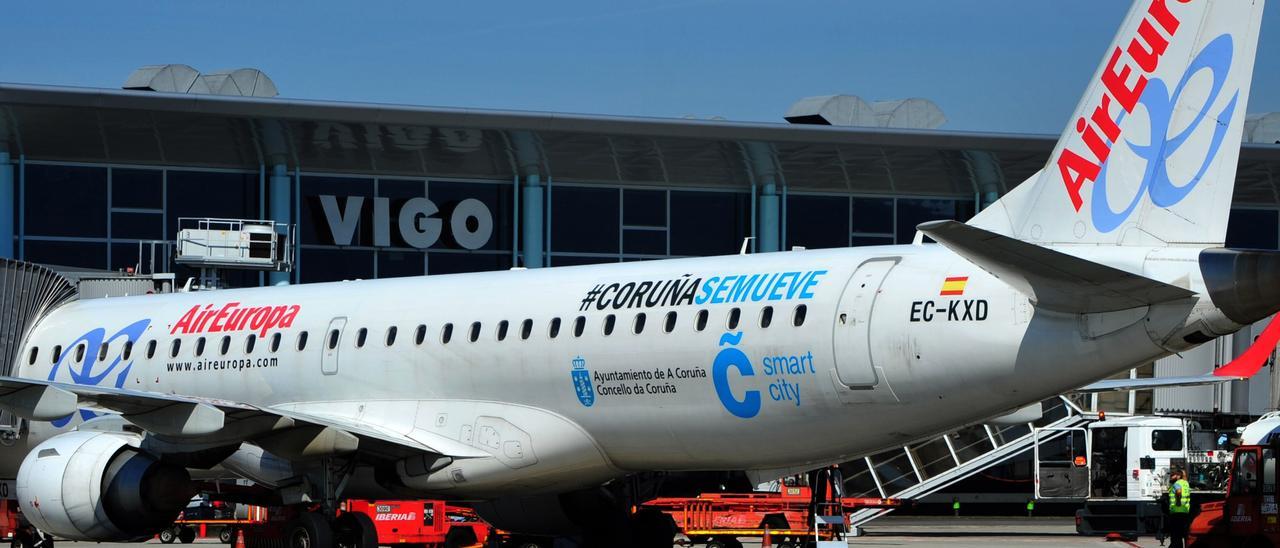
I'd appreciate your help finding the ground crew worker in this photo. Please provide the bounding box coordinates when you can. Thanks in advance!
[1026,498,1035,517]
[952,497,960,517]
[1166,468,1192,548]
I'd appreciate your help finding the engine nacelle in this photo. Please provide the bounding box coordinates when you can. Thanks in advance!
[16,431,192,541]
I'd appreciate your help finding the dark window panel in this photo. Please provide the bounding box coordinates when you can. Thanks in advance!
[669,191,750,256]
[850,236,894,247]
[550,254,619,267]
[377,250,425,278]
[25,240,106,270]
[300,248,374,283]
[427,252,510,275]
[167,171,259,240]
[896,199,957,244]
[111,212,164,240]
[376,179,428,249]
[25,165,107,237]
[429,181,515,252]
[851,197,894,234]
[299,176,374,246]
[623,189,666,227]
[1227,209,1279,250]
[551,187,619,254]
[111,169,163,209]
[623,229,666,255]
[786,195,848,250]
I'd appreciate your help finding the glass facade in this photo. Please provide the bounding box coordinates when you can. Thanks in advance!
[13,159,1280,287]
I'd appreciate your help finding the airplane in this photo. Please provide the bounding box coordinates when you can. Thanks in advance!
[0,0,1272,546]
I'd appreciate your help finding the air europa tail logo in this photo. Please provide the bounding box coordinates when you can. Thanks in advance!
[1057,0,1241,233]
[171,302,301,338]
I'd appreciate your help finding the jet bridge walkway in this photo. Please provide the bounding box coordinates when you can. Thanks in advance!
[841,396,1094,530]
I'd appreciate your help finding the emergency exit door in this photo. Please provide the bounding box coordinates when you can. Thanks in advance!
[322,317,347,375]
[832,258,897,387]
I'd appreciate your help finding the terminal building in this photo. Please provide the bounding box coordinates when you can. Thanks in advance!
[3,68,1280,423]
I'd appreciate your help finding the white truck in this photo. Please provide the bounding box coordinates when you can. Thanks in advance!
[1035,415,1233,536]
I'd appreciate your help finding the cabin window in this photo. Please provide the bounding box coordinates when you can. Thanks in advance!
[469,322,481,343]
[296,331,309,351]
[270,333,282,353]
[170,339,181,358]
[327,329,340,350]
[52,344,63,363]
[573,316,586,338]
[356,328,368,348]
[76,343,86,363]
[520,319,533,340]
[245,335,256,354]
[634,313,647,334]
[727,308,741,330]
[603,314,616,336]
[1152,430,1184,452]
[98,342,109,362]
[145,341,155,359]
[793,304,807,327]
[414,324,427,345]
[386,326,398,346]
[441,323,453,344]
[219,336,231,355]
[760,306,774,328]
[27,347,37,365]
[549,318,561,339]
[663,311,677,333]
[123,341,134,360]
[695,310,708,332]
[496,320,509,341]
[195,337,206,357]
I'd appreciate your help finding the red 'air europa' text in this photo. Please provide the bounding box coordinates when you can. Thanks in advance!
[1058,0,1187,211]
[171,302,302,337]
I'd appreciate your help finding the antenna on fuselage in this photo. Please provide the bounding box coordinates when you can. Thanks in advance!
[739,237,755,255]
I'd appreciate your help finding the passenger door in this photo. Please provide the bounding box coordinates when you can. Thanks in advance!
[322,317,347,375]
[832,258,897,387]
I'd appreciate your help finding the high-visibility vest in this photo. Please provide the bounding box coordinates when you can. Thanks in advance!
[1169,479,1191,513]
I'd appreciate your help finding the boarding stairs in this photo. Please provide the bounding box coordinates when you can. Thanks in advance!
[842,395,1094,530]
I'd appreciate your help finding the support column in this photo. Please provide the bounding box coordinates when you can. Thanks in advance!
[1231,325,1252,414]
[521,173,544,268]
[964,150,1004,211]
[757,179,779,253]
[0,152,12,259]
[269,163,291,285]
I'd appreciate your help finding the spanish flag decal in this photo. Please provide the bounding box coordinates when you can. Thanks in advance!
[940,276,968,296]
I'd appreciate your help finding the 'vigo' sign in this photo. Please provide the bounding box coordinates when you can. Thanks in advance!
[318,195,494,250]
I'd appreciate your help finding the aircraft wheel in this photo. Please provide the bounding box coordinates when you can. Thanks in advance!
[178,527,197,544]
[287,513,333,548]
[335,512,378,548]
[630,508,677,548]
[159,527,178,544]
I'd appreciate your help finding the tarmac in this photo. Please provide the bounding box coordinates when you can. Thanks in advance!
[50,516,1181,547]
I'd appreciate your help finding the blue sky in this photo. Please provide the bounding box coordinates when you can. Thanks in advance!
[2,1,1278,134]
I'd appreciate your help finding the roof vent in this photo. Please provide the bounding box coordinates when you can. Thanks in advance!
[123,65,278,97]
[785,94,945,129]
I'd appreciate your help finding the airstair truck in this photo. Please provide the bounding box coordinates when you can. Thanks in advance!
[1036,415,1232,537]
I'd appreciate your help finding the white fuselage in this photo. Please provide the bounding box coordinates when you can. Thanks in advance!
[7,243,1209,497]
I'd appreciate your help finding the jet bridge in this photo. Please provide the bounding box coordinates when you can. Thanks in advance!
[841,396,1096,530]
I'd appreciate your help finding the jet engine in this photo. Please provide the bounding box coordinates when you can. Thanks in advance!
[16,431,192,541]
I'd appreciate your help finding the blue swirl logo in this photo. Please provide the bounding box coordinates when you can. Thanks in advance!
[712,331,760,419]
[1091,33,1239,232]
[47,319,150,427]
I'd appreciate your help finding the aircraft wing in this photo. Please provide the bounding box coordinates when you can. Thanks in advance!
[0,376,489,459]
[1076,374,1246,393]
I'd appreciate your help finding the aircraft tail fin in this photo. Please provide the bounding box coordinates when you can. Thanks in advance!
[919,220,1194,313]
[969,0,1266,246]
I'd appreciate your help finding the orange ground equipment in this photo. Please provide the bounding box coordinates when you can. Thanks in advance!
[345,499,491,547]
[643,468,900,548]
[1189,438,1280,546]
